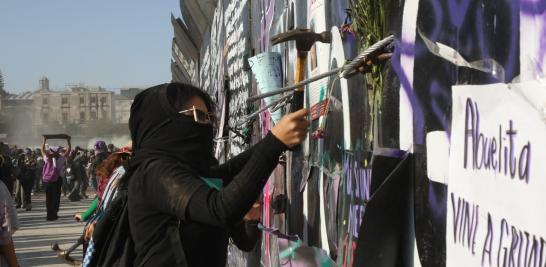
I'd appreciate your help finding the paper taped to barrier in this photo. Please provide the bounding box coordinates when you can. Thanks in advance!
[447,80,546,267]
[249,52,283,123]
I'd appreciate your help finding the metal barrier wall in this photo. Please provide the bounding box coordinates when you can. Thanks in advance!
[173,1,546,266]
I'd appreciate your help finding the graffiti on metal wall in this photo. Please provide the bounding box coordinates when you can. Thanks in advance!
[172,0,546,266]
[199,2,224,99]
[172,41,199,85]
[199,2,227,160]
[224,0,251,157]
[337,154,371,267]
[407,1,521,266]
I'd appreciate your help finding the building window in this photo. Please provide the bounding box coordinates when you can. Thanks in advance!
[80,96,85,105]
[62,95,69,105]
[101,108,107,119]
[90,94,97,105]
[100,96,107,106]
[42,96,48,105]
[90,110,97,120]
[80,111,85,121]
[41,112,48,122]
[62,112,68,123]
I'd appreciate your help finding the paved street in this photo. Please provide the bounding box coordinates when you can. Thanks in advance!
[13,192,93,267]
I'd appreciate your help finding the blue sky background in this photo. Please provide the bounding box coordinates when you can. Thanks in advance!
[0,1,181,93]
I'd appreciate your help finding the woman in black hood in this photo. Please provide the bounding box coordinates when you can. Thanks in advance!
[127,83,308,266]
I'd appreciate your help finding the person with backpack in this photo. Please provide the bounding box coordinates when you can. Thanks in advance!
[41,136,71,221]
[123,83,308,266]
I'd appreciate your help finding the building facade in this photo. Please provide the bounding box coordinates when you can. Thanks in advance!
[0,77,142,144]
[113,88,143,125]
[32,86,113,127]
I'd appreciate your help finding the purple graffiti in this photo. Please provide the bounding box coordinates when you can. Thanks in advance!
[474,7,490,62]
[520,0,546,15]
[398,39,416,58]
[344,155,371,202]
[342,154,372,239]
[447,0,471,28]
[428,182,447,221]
[429,0,519,80]
[521,0,546,72]
[391,40,426,144]
[426,0,443,40]
[505,0,520,80]
[260,0,276,51]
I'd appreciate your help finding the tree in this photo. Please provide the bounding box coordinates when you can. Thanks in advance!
[0,69,6,97]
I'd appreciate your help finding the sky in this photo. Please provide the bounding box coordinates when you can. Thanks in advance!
[0,0,181,93]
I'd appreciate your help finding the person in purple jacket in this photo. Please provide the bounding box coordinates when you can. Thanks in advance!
[41,136,71,221]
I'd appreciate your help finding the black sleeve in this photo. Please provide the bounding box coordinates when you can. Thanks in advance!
[185,132,286,226]
[208,145,256,184]
[143,162,205,220]
[229,220,260,252]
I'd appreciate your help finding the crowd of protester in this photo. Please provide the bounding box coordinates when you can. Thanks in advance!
[0,82,309,267]
[0,137,123,266]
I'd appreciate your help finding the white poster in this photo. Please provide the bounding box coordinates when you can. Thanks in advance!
[447,81,546,267]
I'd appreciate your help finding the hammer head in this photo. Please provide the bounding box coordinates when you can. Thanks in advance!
[271,28,331,52]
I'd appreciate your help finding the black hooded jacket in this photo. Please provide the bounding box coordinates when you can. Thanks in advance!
[127,83,286,266]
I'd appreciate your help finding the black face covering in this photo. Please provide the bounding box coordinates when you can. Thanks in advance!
[129,83,214,176]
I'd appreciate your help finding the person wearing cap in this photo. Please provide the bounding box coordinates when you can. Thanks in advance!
[89,141,109,193]
[41,136,71,221]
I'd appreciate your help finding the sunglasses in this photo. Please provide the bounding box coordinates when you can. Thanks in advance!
[178,106,216,125]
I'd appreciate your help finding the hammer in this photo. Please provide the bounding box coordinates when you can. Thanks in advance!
[271,28,332,113]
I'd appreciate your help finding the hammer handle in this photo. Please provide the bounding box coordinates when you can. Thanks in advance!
[290,53,307,112]
[290,53,308,151]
